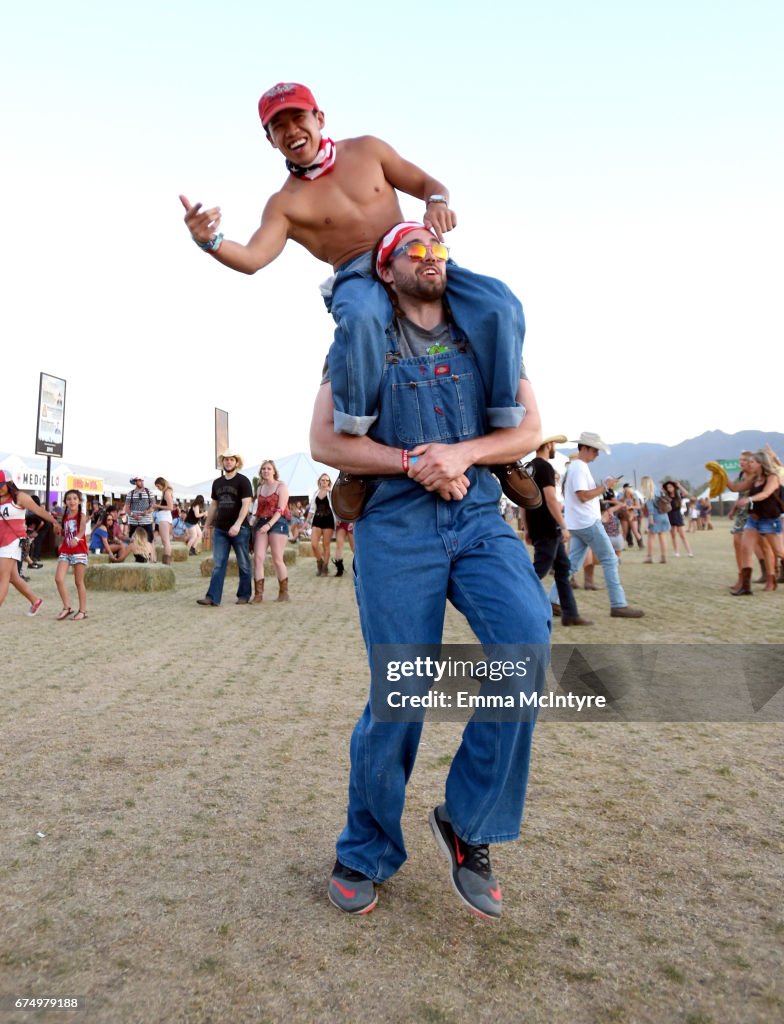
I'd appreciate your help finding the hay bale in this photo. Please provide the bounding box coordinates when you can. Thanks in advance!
[298,542,316,558]
[85,564,176,592]
[88,553,112,564]
[201,558,238,578]
[201,547,296,579]
[154,543,189,562]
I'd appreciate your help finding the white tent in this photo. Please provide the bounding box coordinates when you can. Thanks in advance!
[0,452,193,499]
[0,453,72,491]
[697,486,736,502]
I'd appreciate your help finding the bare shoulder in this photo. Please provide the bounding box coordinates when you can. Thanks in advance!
[339,135,396,157]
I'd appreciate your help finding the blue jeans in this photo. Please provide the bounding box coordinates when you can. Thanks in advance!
[334,337,550,883]
[532,535,579,617]
[324,254,525,435]
[549,521,628,609]
[206,525,251,604]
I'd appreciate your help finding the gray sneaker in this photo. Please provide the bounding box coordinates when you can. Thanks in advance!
[328,860,377,915]
[429,805,503,920]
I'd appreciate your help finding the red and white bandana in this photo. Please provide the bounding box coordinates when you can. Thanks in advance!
[375,221,436,275]
[286,137,336,181]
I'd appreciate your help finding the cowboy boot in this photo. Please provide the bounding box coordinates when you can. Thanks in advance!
[333,558,345,577]
[253,579,264,603]
[730,568,753,596]
[162,553,172,565]
[731,572,743,591]
[763,574,777,592]
[319,559,329,577]
[778,559,784,584]
[316,558,323,576]
[276,578,290,602]
[754,559,767,584]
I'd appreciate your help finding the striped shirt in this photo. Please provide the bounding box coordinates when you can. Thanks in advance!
[126,487,154,525]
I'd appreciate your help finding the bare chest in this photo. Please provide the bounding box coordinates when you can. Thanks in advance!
[283,154,403,266]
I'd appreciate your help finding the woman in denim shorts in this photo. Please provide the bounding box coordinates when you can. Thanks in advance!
[252,460,290,602]
[726,449,784,593]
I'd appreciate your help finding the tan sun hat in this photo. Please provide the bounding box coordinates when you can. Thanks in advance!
[541,433,568,446]
[220,448,244,470]
[571,431,611,454]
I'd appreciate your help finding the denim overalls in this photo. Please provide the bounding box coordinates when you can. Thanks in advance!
[324,253,525,436]
[335,321,551,883]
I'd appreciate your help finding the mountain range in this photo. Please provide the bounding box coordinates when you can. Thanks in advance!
[554,430,784,492]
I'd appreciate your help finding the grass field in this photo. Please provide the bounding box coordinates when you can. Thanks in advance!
[1,520,782,1024]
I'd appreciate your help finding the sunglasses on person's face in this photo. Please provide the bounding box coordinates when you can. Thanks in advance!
[390,241,450,263]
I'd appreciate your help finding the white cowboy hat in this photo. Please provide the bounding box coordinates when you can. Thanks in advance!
[571,431,611,454]
[219,448,244,469]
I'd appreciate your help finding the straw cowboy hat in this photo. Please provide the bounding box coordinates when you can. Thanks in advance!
[540,434,568,447]
[219,448,244,469]
[571,431,611,454]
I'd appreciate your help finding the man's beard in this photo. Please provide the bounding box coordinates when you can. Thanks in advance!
[394,267,447,302]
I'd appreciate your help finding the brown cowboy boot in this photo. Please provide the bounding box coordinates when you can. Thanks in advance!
[276,578,290,602]
[730,568,753,596]
[253,579,264,603]
[316,558,323,576]
[731,572,743,591]
[754,559,767,584]
[778,559,784,584]
[162,553,172,565]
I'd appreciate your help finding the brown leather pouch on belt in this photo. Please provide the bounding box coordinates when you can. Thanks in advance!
[331,472,368,522]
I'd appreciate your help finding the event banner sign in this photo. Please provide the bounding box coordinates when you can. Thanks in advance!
[66,474,104,493]
[718,459,740,473]
[35,372,66,458]
[215,408,229,469]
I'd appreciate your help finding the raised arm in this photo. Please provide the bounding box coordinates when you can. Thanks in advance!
[180,194,290,275]
[370,138,457,241]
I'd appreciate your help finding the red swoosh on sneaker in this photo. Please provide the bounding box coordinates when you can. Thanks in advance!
[331,879,356,899]
[489,886,502,901]
[452,834,465,865]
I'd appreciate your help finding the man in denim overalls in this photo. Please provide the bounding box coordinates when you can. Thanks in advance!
[311,226,551,919]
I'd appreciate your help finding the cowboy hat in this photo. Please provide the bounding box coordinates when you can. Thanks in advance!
[219,449,244,469]
[540,434,568,447]
[571,431,611,454]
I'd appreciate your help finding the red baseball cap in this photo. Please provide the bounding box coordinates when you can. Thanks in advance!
[258,82,319,129]
[0,469,14,486]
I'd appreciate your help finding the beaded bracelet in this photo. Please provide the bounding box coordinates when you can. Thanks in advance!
[401,449,409,472]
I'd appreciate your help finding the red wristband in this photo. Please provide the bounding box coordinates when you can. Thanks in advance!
[401,449,410,472]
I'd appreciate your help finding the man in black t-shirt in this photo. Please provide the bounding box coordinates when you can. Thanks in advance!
[198,449,253,606]
[525,436,592,627]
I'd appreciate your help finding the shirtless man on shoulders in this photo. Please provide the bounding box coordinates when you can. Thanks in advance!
[181,82,525,436]
[181,83,454,271]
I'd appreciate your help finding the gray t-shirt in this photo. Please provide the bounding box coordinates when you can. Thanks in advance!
[321,317,527,382]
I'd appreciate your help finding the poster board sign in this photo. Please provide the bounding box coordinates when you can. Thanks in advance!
[35,372,67,457]
[215,408,229,470]
[66,474,104,493]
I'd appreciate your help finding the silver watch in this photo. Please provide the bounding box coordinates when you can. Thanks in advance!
[426,194,448,204]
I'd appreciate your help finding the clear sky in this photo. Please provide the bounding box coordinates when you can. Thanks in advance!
[3,0,782,484]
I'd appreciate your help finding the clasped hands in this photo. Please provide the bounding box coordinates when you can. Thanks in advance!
[406,443,471,501]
